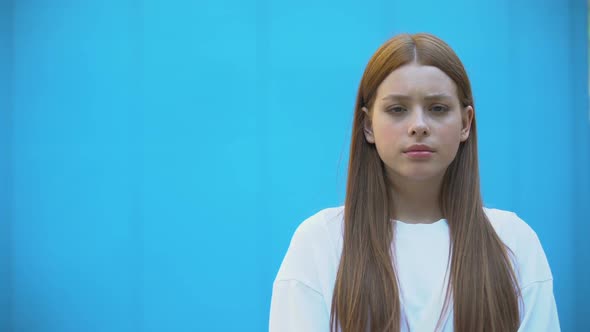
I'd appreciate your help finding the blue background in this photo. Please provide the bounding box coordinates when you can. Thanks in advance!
[0,0,588,331]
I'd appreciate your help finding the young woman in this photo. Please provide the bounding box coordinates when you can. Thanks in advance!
[269,33,560,332]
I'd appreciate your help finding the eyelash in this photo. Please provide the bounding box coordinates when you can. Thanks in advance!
[386,104,449,114]
[387,106,406,113]
[431,104,449,113]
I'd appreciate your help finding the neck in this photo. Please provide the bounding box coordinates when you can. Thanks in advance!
[389,174,444,224]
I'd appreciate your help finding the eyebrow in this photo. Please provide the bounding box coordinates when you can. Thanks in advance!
[381,93,454,101]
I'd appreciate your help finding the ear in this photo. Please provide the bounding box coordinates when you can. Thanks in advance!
[362,107,375,143]
[460,105,474,142]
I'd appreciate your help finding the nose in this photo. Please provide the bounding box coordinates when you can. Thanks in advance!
[407,109,430,137]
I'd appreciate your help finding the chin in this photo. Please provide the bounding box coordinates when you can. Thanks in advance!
[404,173,439,181]
[385,161,447,182]
[394,167,444,182]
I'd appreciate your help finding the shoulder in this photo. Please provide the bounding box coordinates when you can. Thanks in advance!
[483,207,536,244]
[483,207,553,288]
[274,206,344,291]
[291,206,344,244]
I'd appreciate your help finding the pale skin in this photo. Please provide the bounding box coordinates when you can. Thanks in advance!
[363,62,474,224]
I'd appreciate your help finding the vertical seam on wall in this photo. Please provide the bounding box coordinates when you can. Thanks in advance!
[506,0,521,212]
[571,0,590,324]
[569,0,576,324]
[129,0,144,331]
[7,0,13,330]
[255,0,270,328]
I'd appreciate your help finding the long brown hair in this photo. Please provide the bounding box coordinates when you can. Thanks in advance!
[330,33,521,332]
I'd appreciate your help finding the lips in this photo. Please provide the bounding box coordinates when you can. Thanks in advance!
[404,144,434,160]
[404,144,434,153]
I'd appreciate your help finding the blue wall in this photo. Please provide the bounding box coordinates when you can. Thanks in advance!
[0,0,12,330]
[0,0,588,331]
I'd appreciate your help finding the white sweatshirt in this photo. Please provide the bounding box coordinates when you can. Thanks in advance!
[269,206,560,331]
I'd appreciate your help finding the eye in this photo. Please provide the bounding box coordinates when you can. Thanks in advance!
[386,106,407,114]
[430,104,449,113]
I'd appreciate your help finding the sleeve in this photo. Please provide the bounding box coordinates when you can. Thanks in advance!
[515,220,561,332]
[268,212,333,332]
[518,279,560,332]
[269,279,330,332]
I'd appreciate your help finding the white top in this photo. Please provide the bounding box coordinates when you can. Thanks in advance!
[269,206,560,332]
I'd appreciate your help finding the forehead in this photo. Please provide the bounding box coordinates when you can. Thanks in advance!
[376,63,458,99]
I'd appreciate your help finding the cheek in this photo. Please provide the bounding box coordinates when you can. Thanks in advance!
[436,123,464,156]
[373,118,404,144]
[439,126,462,142]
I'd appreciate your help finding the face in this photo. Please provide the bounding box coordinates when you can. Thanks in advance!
[363,63,473,182]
